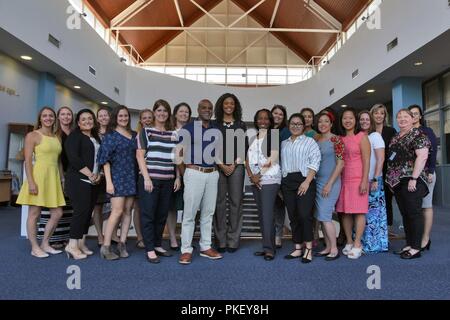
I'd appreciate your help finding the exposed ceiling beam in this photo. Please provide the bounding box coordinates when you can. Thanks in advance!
[173,0,184,27]
[228,33,267,64]
[304,0,342,30]
[111,0,155,27]
[270,0,281,28]
[228,0,266,28]
[189,0,225,27]
[112,26,340,33]
[185,31,226,63]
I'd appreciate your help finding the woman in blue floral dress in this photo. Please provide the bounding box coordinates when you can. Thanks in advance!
[358,111,388,253]
[97,106,137,260]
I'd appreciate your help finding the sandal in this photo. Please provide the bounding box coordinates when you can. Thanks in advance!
[342,243,353,256]
[136,239,145,249]
[347,246,362,259]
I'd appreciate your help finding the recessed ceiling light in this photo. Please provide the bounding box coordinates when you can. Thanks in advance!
[73,85,81,89]
[341,104,348,108]
[366,89,376,93]
[20,55,32,61]
[414,61,423,66]
[101,101,108,105]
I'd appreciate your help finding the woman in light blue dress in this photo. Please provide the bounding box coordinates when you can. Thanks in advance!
[314,111,344,260]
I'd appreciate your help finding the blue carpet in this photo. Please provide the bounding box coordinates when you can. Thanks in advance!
[0,205,449,300]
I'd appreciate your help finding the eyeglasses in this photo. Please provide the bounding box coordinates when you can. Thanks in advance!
[290,123,304,128]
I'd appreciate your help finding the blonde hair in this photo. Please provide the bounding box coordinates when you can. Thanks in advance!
[55,106,74,138]
[370,103,389,126]
[136,109,154,132]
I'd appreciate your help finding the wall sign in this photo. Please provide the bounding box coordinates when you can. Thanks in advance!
[0,84,19,97]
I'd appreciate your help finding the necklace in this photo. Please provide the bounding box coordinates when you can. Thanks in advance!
[223,121,234,128]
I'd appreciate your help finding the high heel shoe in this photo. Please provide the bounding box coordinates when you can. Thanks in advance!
[301,248,312,264]
[421,240,431,252]
[65,247,87,260]
[79,246,94,256]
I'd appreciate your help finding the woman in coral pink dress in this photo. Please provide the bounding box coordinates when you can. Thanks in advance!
[336,108,371,259]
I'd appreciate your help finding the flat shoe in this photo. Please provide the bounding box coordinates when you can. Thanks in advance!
[147,256,160,264]
[155,250,172,257]
[31,251,49,258]
[325,253,340,261]
[170,246,180,251]
[43,248,62,255]
[254,251,265,256]
[313,251,330,257]
[264,253,274,261]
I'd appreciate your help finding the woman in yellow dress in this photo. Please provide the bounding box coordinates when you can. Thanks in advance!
[17,107,66,258]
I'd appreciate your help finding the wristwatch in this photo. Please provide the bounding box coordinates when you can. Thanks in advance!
[371,178,377,182]
[410,177,418,181]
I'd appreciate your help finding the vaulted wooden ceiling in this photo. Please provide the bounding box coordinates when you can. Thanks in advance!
[84,0,371,63]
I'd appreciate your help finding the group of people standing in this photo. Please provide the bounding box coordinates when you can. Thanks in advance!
[17,94,437,264]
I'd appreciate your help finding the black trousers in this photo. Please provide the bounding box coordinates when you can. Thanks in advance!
[393,178,428,250]
[138,176,174,252]
[281,173,316,244]
[66,176,99,239]
[214,165,245,249]
[251,184,279,254]
[384,182,394,226]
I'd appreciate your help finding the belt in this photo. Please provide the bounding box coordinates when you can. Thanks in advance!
[186,164,217,173]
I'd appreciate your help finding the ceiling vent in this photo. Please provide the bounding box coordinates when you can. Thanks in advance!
[114,87,120,95]
[89,65,96,76]
[48,34,60,48]
[387,38,398,52]
[329,88,335,96]
[352,69,359,79]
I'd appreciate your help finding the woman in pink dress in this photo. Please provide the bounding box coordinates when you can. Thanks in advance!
[336,108,371,259]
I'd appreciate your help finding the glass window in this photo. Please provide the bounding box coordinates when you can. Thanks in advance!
[347,23,356,39]
[84,6,95,28]
[424,111,441,165]
[227,68,247,84]
[95,21,106,39]
[444,108,450,164]
[443,72,450,106]
[424,79,440,112]
[206,67,225,83]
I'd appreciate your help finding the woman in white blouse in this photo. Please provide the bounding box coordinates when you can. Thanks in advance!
[281,113,321,263]
[245,109,281,261]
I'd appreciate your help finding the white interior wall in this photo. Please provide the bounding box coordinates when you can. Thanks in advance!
[0,0,449,121]
[0,53,39,169]
[0,0,127,104]
[55,83,100,114]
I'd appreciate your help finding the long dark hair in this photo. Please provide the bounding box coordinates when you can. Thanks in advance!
[253,108,275,158]
[172,102,192,128]
[214,93,243,123]
[340,107,358,136]
[408,104,425,126]
[271,105,288,130]
[109,105,132,133]
[75,108,100,143]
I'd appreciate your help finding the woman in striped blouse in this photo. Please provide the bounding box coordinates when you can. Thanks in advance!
[281,113,321,263]
[136,100,181,263]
